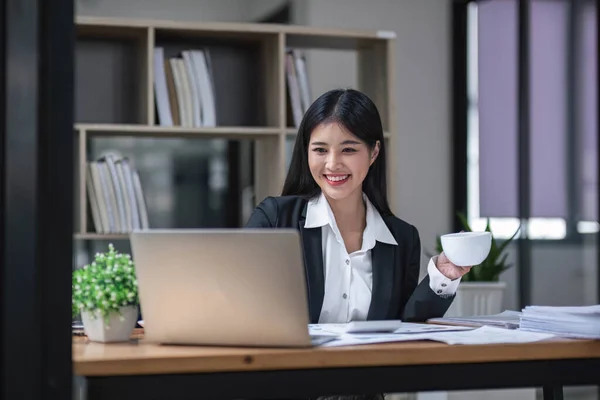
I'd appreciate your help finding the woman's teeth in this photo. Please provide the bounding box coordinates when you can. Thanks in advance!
[326,175,348,182]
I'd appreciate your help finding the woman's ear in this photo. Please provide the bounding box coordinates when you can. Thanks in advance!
[370,141,381,166]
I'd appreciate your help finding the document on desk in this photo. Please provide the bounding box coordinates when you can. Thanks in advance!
[427,310,522,329]
[309,322,473,336]
[318,326,555,347]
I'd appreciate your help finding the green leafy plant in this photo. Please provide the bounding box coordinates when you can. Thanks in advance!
[72,244,139,323]
[431,213,520,282]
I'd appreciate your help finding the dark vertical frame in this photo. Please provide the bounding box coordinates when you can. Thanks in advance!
[517,0,532,309]
[1,0,75,399]
[566,0,580,239]
[596,0,600,307]
[2,0,43,397]
[451,0,469,232]
[0,0,5,394]
[226,141,241,227]
[39,0,75,398]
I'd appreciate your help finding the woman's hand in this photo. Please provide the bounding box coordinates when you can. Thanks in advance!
[435,251,472,280]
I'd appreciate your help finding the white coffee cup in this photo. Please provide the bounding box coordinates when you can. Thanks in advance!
[440,231,492,267]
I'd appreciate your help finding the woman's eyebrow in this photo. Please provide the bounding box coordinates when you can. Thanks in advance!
[310,140,361,146]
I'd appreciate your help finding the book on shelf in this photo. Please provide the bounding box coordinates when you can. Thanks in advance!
[86,152,149,234]
[153,47,216,128]
[285,48,311,129]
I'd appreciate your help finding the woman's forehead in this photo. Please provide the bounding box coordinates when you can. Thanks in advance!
[309,122,361,143]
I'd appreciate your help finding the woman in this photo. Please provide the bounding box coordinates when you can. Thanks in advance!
[246,88,471,327]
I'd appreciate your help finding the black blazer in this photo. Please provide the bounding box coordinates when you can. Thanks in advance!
[245,195,454,324]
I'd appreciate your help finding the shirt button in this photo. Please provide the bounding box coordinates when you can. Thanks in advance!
[441,283,447,287]
[342,293,348,299]
[437,290,443,294]
[345,259,350,265]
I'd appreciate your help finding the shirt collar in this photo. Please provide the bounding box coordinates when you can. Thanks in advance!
[304,192,398,246]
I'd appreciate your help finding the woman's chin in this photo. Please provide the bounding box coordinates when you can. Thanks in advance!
[320,184,359,201]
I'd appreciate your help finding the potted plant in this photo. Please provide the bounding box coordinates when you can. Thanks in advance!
[72,243,139,342]
[432,213,520,317]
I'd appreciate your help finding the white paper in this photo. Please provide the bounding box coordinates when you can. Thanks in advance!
[309,320,402,335]
[392,322,474,334]
[424,326,555,345]
[520,304,600,339]
[319,333,421,347]
[523,305,600,315]
[309,322,473,336]
[319,326,555,347]
[428,310,522,329]
[309,324,340,336]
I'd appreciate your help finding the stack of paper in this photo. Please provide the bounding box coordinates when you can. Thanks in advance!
[307,322,555,347]
[519,305,600,339]
[427,310,522,329]
[316,326,555,347]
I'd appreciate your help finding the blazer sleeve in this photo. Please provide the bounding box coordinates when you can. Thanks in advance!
[400,225,454,322]
[245,197,276,228]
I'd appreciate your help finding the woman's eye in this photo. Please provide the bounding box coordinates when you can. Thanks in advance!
[312,148,327,153]
[342,148,357,153]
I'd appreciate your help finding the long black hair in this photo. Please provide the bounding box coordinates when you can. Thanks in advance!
[281,88,392,216]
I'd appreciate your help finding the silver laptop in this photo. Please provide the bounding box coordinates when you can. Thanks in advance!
[130,229,332,347]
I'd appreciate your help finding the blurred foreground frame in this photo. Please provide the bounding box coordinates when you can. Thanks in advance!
[1,0,75,399]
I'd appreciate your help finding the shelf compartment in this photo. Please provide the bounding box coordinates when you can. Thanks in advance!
[76,26,151,125]
[284,35,395,131]
[75,130,285,236]
[153,29,282,128]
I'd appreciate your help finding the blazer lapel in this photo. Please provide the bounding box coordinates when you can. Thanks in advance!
[367,241,395,320]
[298,208,325,324]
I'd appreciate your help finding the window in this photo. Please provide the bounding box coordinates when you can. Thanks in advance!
[466,0,597,240]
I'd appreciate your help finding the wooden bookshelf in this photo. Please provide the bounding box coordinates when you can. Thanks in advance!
[73,16,396,239]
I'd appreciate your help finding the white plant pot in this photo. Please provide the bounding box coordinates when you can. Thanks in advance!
[81,305,138,343]
[444,281,506,317]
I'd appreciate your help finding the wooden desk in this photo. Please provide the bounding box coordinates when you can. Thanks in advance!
[74,335,600,400]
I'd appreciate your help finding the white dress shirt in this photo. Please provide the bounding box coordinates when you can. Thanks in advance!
[304,192,461,324]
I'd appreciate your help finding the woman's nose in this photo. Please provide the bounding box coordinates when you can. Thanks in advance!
[325,153,342,170]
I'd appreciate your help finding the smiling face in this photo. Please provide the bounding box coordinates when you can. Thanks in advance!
[308,122,379,203]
